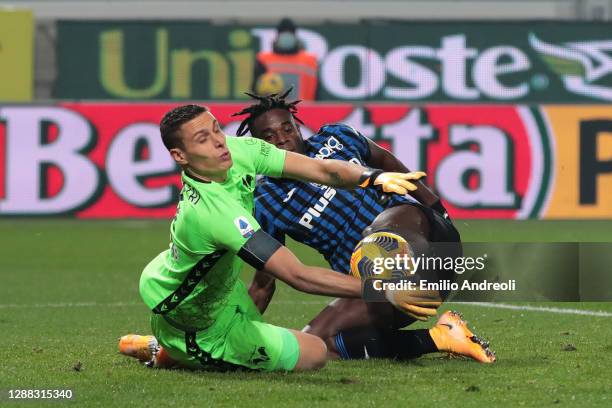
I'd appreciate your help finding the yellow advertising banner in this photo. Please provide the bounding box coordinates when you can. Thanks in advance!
[0,9,33,101]
[544,106,612,219]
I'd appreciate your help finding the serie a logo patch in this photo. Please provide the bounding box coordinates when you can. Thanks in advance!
[234,216,255,238]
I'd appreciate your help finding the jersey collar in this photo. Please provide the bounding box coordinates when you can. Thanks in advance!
[183,170,211,184]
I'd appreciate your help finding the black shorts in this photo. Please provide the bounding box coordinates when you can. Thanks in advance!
[398,201,461,244]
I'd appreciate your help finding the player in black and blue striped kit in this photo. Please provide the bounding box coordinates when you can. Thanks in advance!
[233,90,495,364]
[254,122,418,275]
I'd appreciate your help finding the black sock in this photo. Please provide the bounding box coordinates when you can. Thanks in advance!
[334,327,438,360]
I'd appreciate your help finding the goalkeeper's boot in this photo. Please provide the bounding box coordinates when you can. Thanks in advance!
[145,345,175,369]
[118,334,175,368]
[429,311,496,363]
[118,334,158,362]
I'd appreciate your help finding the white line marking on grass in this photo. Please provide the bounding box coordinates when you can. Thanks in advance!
[0,300,328,309]
[2,300,610,317]
[0,301,142,309]
[453,302,612,317]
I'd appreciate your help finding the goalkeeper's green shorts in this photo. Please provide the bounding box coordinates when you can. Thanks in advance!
[150,290,299,372]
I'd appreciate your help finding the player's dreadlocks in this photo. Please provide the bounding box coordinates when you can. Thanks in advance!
[231,88,304,136]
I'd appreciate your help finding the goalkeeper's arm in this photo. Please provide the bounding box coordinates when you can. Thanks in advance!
[281,151,425,196]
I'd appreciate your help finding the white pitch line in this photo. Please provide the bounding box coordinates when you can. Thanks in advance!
[0,301,142,309]
[1,300,611,317]
[0,300,329,309]
[453,302,612,317]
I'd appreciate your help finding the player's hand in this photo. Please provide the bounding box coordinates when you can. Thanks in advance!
[359,170,426,195]
[384,288,442,321]
[374,171,426,195]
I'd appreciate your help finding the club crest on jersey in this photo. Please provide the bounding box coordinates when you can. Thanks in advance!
[234,216,255,238]
[315,136,344,159]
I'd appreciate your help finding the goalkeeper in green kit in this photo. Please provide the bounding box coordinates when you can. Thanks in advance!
[137,104,428,371]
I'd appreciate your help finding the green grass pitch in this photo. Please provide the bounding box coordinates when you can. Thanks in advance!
[1,219,611,407]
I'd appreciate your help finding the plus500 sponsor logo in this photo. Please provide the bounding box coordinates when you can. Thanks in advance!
[255,30,532,100]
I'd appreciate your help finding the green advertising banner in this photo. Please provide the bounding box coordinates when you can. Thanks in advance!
[57,21,612,102]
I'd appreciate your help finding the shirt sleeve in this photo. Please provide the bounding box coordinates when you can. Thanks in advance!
[208,198,283,269]
[332,124,371,162]
[241,137,287,177]
[208,199,263,254]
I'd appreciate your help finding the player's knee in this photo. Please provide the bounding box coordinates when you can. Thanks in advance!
[309,336,327,370]
[294,331,327,370]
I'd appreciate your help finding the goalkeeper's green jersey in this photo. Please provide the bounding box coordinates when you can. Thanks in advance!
[139,136,286,331]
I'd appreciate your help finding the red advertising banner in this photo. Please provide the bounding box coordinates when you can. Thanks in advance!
[0,103,610,218]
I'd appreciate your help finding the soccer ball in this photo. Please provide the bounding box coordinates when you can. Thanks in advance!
[255,72,285,96]
[350,231,412,280]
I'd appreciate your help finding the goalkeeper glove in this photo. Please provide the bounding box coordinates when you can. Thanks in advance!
[384,288,442,321]
[359,169,427,195]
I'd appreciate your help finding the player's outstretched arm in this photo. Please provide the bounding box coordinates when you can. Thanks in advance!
[261,246,438,317]
[248,270,276,314]
[263,246,361,298]
[281,151,425,195]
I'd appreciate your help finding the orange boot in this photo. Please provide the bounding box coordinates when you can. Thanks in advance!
[429,311,496,363]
